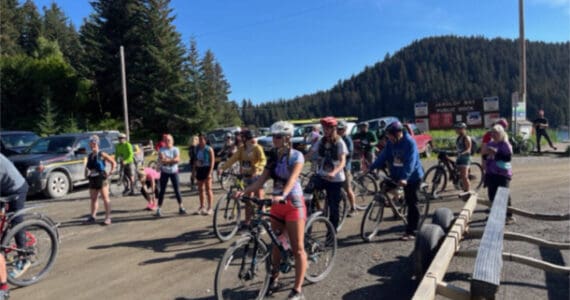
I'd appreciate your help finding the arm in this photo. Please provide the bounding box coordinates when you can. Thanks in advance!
[369,142,390,171]
[221,148,240,172]
[400,140,419,182]
[100,152,116,176]
[254,147,267,175]
[369,132,378,147]
[208,147,216,176]
[459,136,472,156]
[127,143,134,162]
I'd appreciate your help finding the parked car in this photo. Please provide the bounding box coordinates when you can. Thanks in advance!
[404,123,433,157]
[87,130,121,144]
[206,127,242,157]
[8,133,115,199]
[0,131,39,156]
[257,125,308,154]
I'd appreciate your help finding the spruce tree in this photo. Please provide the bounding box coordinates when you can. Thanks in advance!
[37,94,60,136]
[18,0,42,56]
[0,0,21,55]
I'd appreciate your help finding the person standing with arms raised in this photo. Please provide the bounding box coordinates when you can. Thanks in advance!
[155,134,187,217]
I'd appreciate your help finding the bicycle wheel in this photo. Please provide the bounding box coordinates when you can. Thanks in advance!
[2,219,59,287]
[305,216,337,283]
[468,162,484,191]
[417,187,431,229]
[360,194,385,242]
[336,190,349,231]
[108,176,125,197]
[213,193,242,242]
[423,166,447,196]
[353,174,377,210]
[215,236,271,300]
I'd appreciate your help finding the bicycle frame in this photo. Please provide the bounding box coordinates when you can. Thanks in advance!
[436,152,459,183]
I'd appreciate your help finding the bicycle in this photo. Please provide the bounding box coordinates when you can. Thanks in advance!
[304,174,349,232]
[214,195,337,300]
[109,158,130,197]
[509,134,534,156]
[216,159,240,191]
[422,149,484,197]
[213,173,247,242]
[360,173,432,242]
[0,195,60,287]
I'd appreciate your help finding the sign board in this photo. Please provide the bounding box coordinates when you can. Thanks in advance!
[414,102,428,117]
[484,96,499,112]
[511,92,519,106]
[512,101,526,120]
[484,112,500,128]
[415,118,429,132]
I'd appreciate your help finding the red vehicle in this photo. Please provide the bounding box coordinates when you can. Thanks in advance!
[403,123,433,157]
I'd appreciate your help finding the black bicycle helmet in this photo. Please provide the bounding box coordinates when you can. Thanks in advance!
[454,122,467,129]
[385,121,403,134]
[241,130,255,140]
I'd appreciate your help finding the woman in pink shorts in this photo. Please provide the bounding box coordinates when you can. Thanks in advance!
[238,121,307,300]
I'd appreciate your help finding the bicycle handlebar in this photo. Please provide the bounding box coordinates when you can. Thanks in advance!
[240,195,274,207]
[0,194,19,203]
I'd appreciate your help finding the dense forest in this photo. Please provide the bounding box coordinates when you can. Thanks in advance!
[0,0,241,139]
[241,36,569,128]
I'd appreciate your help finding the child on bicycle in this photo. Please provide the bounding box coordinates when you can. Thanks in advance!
[454,122,472,192]
[218,130,267,229]
[235,121,307,300]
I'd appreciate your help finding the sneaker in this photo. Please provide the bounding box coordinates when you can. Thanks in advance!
[205,209,213,216]
[266,277,284,296]
[103,218,112,226]
[83,216,96,224]
[195,207,204,215]
[400,234,416,241]
[287,289,305,300]
[506,216,516,225]
[128,190,135,196]
[145,204,154,211]
[179,207,187,215]
[155,208,162,217]
[347,209,358,218]
[9,259,31,278]
[0,289,9,300]
[122,188,130,196]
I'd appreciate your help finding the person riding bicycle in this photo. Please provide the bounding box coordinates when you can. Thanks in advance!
[306,116,348,231]
[337,120,358,217]
[115,133,136,195]
[352,122,378,168]
[218,130,267,229]
[235,121,307,300]
[367,121,424,241]
[454,122,472,192]
[0,154,30,282]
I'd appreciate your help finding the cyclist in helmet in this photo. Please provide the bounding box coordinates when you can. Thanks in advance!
[306,116,348,230]
[218,130,267,229]
[454,122,472,192]
[368,121,424,241]
[337,120,358,216]
[352,122,378,168]
[219,132,237,160]
[236,121,307,300]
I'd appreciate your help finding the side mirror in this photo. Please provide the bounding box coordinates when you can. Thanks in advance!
[75,148,87,155]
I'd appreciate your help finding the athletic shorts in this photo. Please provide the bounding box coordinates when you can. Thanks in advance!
[456,155,471,167]
[88,174,108,190]
[123,163,135,178]
[196,166,211,181]
[270,195,306,222]
[342,171,353,192]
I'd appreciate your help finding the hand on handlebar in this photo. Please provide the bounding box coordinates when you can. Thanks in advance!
[232,191,244,200]
[271,194,286,204]
[398,180,407,187]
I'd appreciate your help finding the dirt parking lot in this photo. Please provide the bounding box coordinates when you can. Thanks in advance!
[10,150,570,300]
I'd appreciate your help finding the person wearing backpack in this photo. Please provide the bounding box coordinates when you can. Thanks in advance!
[454,122,472,192]
[194,133,216,216]
[85,135,116,225]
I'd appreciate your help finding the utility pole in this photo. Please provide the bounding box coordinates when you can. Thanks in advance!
[516,0,527,135]
[120,46,130,140]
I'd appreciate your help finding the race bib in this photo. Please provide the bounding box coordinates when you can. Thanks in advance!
[393,157,403,167]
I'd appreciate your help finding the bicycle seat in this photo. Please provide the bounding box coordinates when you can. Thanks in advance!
[0,194,19,203]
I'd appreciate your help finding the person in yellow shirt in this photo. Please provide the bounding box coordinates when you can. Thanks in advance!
[218,130,266,228]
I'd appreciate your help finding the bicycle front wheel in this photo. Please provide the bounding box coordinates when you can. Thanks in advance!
[360,195,385,242]
[305,216,337,283]
[215,236,271,300]
[213,193,242,242]
[468,162,484,191]
[423,166,447,196]
[353,174,377,210]
[2,218,59,287]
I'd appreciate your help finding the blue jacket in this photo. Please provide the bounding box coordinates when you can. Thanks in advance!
[370,131,424,183]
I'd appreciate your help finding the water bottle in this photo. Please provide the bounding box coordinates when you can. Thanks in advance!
[277,231,291,251]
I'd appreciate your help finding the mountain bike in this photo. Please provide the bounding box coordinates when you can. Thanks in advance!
[214,195,336,300]
[109,158,130,197]
[216,159,240,191]
[303,174,349,232]
[0,195,60,287]
[351,172,378,210]
[422,150,484,197]
[360,174,432,242]
[213,173,247,242]
[509,134,534,156]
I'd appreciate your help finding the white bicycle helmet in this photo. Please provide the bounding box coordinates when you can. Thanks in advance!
[270,121,294,136]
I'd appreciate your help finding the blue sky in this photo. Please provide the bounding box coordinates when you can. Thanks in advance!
[33,0,570,104]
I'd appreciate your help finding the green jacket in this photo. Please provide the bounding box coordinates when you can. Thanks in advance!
[115,142,134,164]
[352,131,378,153]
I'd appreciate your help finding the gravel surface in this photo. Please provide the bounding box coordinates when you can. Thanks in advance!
[11,149,570,300]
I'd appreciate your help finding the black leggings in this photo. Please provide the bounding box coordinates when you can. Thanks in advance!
[323,180,343,231]
[9,183,28,249]
[404,181,421,235]
[486,173,513,217]
[158,173,183,207]
[536,130,555,152]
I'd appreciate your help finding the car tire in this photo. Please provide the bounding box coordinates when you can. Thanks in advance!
[44,171,70,199]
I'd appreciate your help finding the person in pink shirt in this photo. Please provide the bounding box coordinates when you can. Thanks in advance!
[138,167,160,210]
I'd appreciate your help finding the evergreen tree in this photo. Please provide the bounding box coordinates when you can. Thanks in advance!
[41,3,84,71]
[18,0,42,56]
[37,94,60,136]
[0,0,21,55]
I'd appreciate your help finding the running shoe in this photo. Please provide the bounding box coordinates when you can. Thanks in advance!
[179,207,187,215]
[9,259,31,278]
[155,208,162,217]
[287,289,305,300]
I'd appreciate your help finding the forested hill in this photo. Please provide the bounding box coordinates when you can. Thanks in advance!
[241,36,569,127]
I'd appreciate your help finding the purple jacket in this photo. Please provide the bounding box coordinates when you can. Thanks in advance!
[485,140,513,179]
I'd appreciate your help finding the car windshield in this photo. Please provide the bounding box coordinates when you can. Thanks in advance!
[1,133,39,148]
[293,127,304,137]
[26,136,76,154]
[207,130,229,144]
